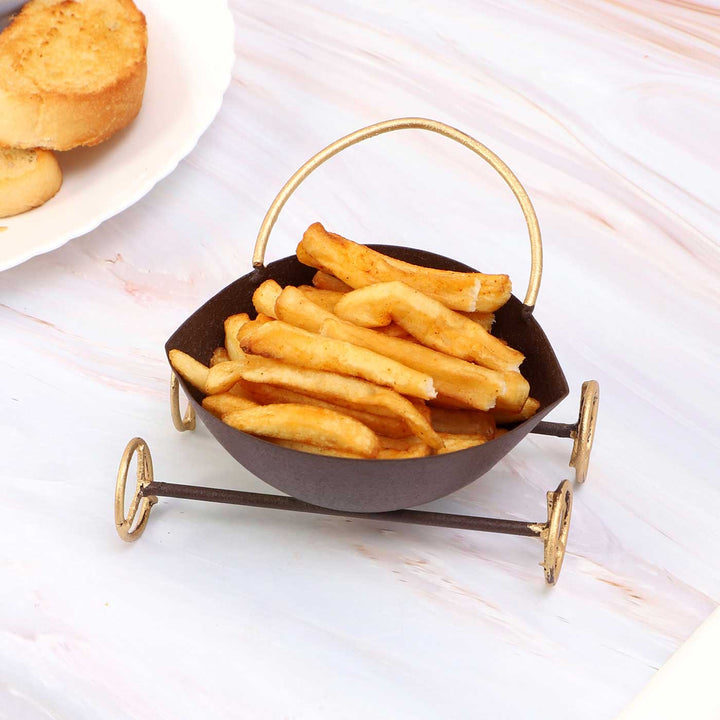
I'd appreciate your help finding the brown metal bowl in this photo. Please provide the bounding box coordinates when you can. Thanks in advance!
[166,118,568,512]
[166,245,568,512]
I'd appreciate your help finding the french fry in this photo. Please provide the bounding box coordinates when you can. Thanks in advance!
[429,407,496,439]
[202,392,258,417]
[462,311,494,331]
[221,403,380,458]
[312,270,352,293]
[237,317,277,346]
[429,394,475,409]
[210,347,230,366]
[206,361,252,394]
[431,376,527,413]
[436,433,490,454]
[278,285,410,339]
[295,285,408,336]
[300,223,511,312]
[274,286,337,333]
[495,372,531,412]
[377,435,428,451]
[169,349,209,393]
[252,279,282,318]
[492,397,540,425]
[240,320,437,400]
[205,357,443,450]
[334,281,524,373]
[269,439,364,459]
[297,285,345,311]
[228,379,258,400]
[224,313,249,361]
[271,438,431,459]
[245,383,411,438]
[410,399,432,422]
[374,324,412,339]
[378,445,432,459]
[320,318,504,411]
[296,242,320,271]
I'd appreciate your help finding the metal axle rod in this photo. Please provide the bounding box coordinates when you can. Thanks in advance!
[115,438,573,584]
[143,481,543,537]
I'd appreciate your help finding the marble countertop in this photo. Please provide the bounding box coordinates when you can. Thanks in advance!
[2,0,719,717]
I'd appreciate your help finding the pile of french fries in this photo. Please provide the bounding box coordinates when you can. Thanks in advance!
[170,222,540,459]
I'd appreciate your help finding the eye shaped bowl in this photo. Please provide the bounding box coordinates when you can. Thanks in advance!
[165,245,568,513]
[166,117,570,512]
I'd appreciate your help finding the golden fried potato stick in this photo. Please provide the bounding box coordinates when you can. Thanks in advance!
[205,357,443,450]
[223,313,250,361]
[429,373,527,411]
[209,347,230,366]
[269,439,364,459]
[311,270,353,293]
[462,311,494,331]
[494,372,531,411]
[271,438,431,459]
[436,433,490,454]
[296,242,320,270]
[240,320,436,400]
[374,324,412,339]
[222,403,381,458]
[334,281,524,372]
[274,286,337,333]
[429,407,496,439]
[299,223,511,312]
[236,317,277,347]
[378,445,432,459]
[202,392,258,417]
[320,318,505,411]
[245,383,412,438]
[377,435,428,451]
[297,285,346,311]
[278,285,411,338]
[276,432,482,457]
[429,394,474,409]
[492,397,541,425]
[169,349,209,393]
[252,279,282,318]
[228,379,258,400]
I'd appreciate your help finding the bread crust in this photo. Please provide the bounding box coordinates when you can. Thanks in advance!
[0,0,148,151]
[0,148,63,217]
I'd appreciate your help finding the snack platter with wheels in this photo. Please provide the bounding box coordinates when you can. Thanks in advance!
[115,118,600,586]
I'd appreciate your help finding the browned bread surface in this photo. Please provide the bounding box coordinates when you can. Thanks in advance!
[0,0,147,150]
[0,147,62,217]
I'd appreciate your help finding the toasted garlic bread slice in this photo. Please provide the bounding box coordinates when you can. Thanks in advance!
[0,147,62,218]
[0,0,147,150]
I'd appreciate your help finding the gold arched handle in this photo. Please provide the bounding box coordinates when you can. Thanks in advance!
[115,437,157,542]
[171,372,196,432]
[252,118,543,309]
[541,480,573,585]
[569,380,600,484]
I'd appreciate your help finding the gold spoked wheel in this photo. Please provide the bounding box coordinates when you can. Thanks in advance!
[170,372,196,432]
[115,437,157,542]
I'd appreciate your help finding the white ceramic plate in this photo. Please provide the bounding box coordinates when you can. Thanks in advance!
[0,0,234,271]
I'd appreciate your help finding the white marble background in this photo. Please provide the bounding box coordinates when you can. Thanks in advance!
[2,0,720,718]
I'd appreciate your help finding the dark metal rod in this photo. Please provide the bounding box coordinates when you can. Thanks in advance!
[143,482,543,538]
[531,421,576,438]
